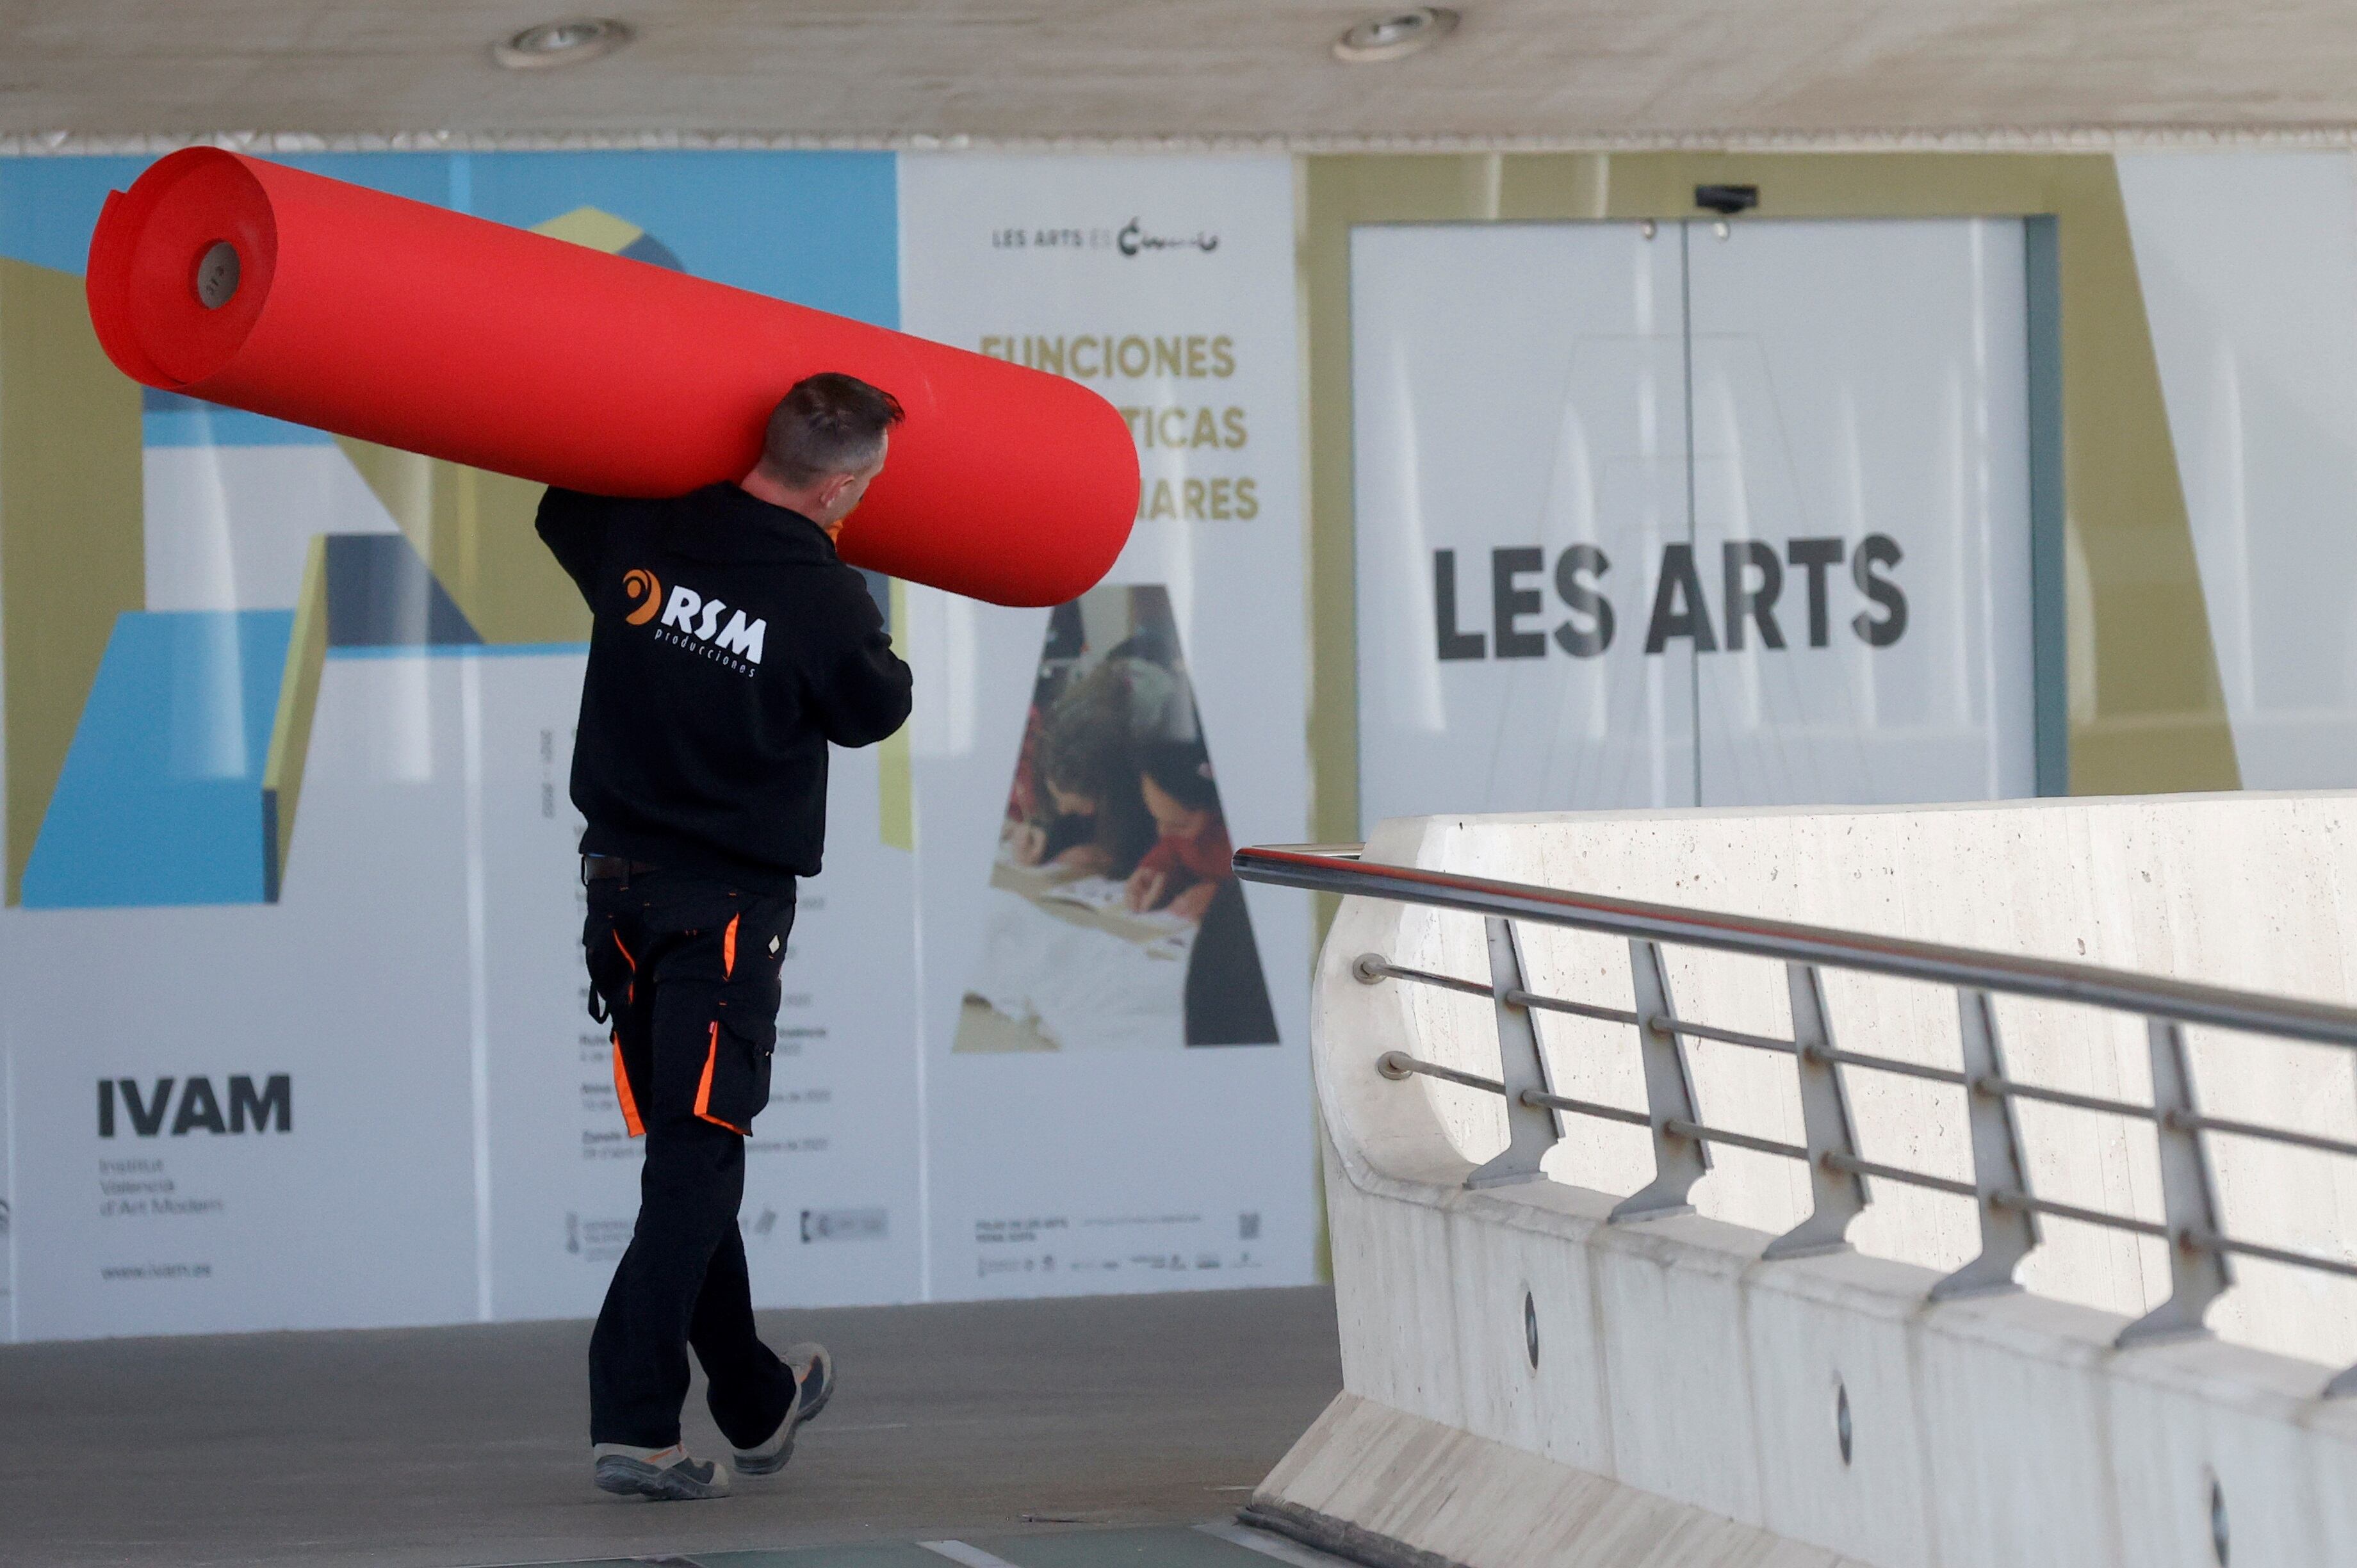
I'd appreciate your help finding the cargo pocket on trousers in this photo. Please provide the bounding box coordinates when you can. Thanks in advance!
[697,907,784,1134]
[694,1015,772,1134]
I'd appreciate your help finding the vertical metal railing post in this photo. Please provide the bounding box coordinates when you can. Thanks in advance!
[1763,963,1872,1260]
[1931,989,2043,1300]
[2117,1018,2233,1346]
[1610,938,1712,1223]
[1467,918,1562,1189]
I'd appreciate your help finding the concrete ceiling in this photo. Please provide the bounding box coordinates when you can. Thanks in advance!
[6,1,2357,146]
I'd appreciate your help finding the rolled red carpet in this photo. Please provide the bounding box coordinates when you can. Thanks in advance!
[85,148,1138,607]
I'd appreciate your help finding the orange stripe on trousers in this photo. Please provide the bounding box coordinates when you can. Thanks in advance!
[610,1034,645,1138]
[693,1023,749,1135]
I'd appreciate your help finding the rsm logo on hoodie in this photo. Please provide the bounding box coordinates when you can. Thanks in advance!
[624,568,767,674]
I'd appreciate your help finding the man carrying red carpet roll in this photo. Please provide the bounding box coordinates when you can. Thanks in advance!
[537,373,913,1501]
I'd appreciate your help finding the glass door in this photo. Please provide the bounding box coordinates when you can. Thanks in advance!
[1685,218,2035,806]
[1350,217,2038,828]
[1353,222,1696,825]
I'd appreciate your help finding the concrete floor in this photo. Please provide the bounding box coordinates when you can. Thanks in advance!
[0,1286,1342,1568]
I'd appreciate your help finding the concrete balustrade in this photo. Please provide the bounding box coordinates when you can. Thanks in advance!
[1248,794,2357,1568]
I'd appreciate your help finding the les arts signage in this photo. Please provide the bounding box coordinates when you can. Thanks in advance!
[989,219,1220,256]
[1431,535,1908,662]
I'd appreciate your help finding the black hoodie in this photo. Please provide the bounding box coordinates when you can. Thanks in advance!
[537,482,913,892]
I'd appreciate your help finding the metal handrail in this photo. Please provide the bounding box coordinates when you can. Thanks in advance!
[1236,844,2357,1049]
[1237,841,2357,1398]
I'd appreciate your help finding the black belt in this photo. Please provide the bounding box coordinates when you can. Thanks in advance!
[582,854,662,883]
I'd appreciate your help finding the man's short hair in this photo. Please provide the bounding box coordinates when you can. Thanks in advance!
[762,373,905,487]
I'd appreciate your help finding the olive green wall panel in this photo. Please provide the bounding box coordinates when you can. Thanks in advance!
[0,256,144,906]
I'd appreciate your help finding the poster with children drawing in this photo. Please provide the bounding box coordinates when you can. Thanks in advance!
[900,151,1311,1298]
[959,585,1277,1053]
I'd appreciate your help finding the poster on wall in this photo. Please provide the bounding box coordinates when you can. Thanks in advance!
[0,147,1315,1341]
[0,150,924,1338]
[899,153,1314,1298]
[2,156,493,1334]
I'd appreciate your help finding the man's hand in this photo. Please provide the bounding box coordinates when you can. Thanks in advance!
[1125,866,1168,912]
[1007,822,1048,867]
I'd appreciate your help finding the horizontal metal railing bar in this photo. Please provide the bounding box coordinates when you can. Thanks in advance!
[1242,845,2357,1050]
[1257,842,1367,861]
[1373,1050,1815,1156]
[1652,1013,1800,1056]
[1962,1079,2357,1161]
[1375,961,1956,1073]
[2205,1231,2357,1281]
[1980,1075,2156,1121]
[1666,1117,1809,1162]
[1371,960,2141,1097]
[1813,1045,1970,1086]
[1375,1050,1505,1097]
[1360,957,1495,1001]
[1823,1151,1978,1198]
[1991,1189,2171,1240]
[2180,1111,2357,1161]
[1508,988,1643,1028]
[1521,1088,1652,1129]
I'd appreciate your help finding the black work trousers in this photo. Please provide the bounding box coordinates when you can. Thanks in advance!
[583,866,796,1450]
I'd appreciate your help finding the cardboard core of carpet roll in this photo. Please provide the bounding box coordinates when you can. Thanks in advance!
[194,241,243,310]
[86,148,1139,607]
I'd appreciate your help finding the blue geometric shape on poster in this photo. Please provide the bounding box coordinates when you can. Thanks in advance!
[322,534,481,649]
[465,151,900,328]
[0,156,151,272]
[22,610,293,909]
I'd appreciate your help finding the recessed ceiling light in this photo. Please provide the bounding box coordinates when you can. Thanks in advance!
[491,17,634,71]
[1333,7,1459,63]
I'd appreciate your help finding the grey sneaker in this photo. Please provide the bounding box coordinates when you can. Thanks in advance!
[734,1342,833,1476]
[592,1442,731,1500]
